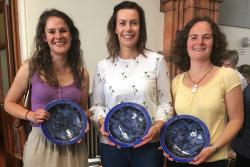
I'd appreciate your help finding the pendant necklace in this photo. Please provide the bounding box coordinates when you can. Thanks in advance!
[188,65,214,93]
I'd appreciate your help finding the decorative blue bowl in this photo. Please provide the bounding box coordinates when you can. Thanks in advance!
[104,102,152,148]
[160,115,210,163]
[41,99,87,145]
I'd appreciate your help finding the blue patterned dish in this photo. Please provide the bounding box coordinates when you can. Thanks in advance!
[160,115,210,163]
[41,99,87,145]
[104,102,151,148]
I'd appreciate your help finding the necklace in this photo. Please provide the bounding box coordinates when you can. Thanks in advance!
[188,65,214,93]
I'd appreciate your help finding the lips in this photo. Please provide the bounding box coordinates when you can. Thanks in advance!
[53,41,66,46]
[122,34,135,39]
[193,48,206,51]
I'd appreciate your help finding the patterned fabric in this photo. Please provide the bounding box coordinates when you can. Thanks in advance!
[232,84,250,159]
[90,50,173,144]
[172,67,241,162]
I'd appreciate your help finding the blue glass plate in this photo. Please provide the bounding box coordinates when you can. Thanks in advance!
[41,99,87,145]
[160,115,210,163]
[104,102,152,148]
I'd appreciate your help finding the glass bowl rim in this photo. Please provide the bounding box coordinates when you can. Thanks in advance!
[104,102,152,148]
[41,99,87,145]
[160,114,210,163]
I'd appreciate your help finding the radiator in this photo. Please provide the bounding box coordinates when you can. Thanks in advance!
[85,121,100,158]
[86,94,100,158]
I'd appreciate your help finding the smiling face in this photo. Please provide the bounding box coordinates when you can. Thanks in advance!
[187,21,213,61]
[44,16,72,57]
[115,9,140,50]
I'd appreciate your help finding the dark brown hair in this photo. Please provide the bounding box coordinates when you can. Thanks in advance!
[106,1,147,60]
[172,16,227,72]
[238,64,250,80]
[29,9,84,88]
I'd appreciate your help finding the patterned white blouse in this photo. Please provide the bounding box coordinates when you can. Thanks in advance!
[90,50,173,143]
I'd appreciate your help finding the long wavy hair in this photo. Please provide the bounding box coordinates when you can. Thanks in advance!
[29,9,84,88]
[106,1,147,60]
[172,16,227,72]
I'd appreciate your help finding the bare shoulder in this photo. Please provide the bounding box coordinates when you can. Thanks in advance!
[83,68,89,81]
[16,61,30,80]
[81,68,89,90]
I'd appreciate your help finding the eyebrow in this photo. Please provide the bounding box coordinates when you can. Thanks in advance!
[45,27,68,31]
[118,19,138,22]
[188,33,212,37]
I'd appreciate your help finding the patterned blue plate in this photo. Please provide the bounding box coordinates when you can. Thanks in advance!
[160,115,210,163]
[104,102,151,148]
[41,99,87,145]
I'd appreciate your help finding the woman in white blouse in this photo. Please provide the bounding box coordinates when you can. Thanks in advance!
[90,1,173,167]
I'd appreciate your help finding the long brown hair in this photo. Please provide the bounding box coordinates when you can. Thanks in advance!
[29,9,84,88]
[106,1,147,60]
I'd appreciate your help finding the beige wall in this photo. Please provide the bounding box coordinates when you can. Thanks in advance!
[220,25,250,66]
[18,0,164,88]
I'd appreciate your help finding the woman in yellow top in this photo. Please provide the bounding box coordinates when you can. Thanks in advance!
[165,16,244,167]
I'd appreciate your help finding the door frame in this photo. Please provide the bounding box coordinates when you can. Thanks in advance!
[4,0,21,78]
[0,0,22,166]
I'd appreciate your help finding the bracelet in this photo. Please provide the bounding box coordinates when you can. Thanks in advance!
[209,144,218,153]
[25,110,30,120]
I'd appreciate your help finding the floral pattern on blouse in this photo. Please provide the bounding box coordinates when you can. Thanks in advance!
[90,50,173,143]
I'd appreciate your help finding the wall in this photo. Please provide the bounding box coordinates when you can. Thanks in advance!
[18,0,164,89]
[220,25,250,66]
[18,1,250,81]
[218,0,250,66]
[218,0,250,29]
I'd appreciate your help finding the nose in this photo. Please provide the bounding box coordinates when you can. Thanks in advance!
[55,31,62,38]
[196,37,204,44]
[125,23,132,31]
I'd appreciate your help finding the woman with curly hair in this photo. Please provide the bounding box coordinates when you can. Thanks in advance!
[165,16,244,167]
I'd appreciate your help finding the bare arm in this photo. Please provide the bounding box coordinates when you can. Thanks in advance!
[79,68,90,117]
[4,62,50,123]
[191,85,244,165]
[4,62,31,119]
[214,85,244,149]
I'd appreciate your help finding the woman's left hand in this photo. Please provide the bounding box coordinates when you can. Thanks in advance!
[189,145,216,165]
[134,124,161,148]
[77,121,90,144]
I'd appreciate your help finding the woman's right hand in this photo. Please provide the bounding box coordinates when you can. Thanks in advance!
[27,109,50,124]
[98,117,108,136]
[98,117,116,146]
